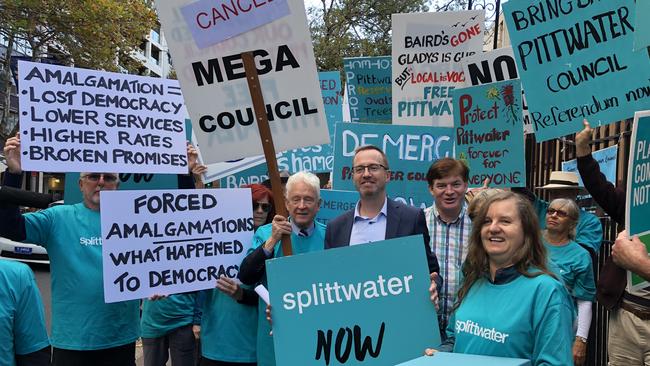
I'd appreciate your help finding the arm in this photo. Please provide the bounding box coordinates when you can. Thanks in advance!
[532,292,574,366]
[0,135,27,241]
[416,209,442,287]
[575,213,603,254]
[238,288,260,306]
[573,300,592,366]
[14,265,50,361]
[238,245,271,285]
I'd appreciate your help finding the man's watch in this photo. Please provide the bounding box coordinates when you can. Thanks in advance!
[576,336,587,344]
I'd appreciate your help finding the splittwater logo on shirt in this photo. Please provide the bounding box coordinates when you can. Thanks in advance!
[79,237,102,246]
[455,319,509,344]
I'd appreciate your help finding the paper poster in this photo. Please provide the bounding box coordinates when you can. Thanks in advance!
[344,56,392,123]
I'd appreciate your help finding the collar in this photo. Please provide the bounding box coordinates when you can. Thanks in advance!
[291,221,315,237]
[432,203,467,224]
[354,197,388,220]
[486,265,520,285]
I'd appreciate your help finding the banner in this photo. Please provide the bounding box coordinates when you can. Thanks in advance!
[561,145,618,187]
[503,0,650,141]
[100,188,253,302]
[17,61,188,174]
[316,190,359,225]
[267,235,440,366]
[397,354,530,366]
[391,10,484,127]
[157,0,329,164]
[461,47,532,134]
[344,56,392,124]
[332,122,454,208]
[453,80,526,188]
[634,1,650,51]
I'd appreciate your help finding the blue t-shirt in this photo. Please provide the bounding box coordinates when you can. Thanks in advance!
[141,293,200,339]
[201,288,257,362]
[534,199,603,253]
[0,260,49,366]
[251,221,326,366]
[449,273,574,366]
[545,240,596,302]
[24,203,140,350]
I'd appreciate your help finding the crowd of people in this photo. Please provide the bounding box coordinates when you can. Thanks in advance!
[1,118,649,366]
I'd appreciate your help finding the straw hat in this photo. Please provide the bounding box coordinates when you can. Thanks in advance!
[536,171,581,190]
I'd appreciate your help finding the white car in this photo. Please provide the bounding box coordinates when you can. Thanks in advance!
[0,237,49,265]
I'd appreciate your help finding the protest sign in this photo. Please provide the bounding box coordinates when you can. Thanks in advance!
[503,0,650,141]
[100,188,253,302]
[461,47,532,134]
[316,190,359,225]
[157,0,329,164]
[344,56,392,124]
[214,71,342,185]
[452,80,525,188]
[17,61,188,174]
[634,1,650,51]
[396,354,530,366]
[562,145,618,187]
[267,235,440,366]
[391,10,484,127]
[180,0,289,49]
[332,122,454,208]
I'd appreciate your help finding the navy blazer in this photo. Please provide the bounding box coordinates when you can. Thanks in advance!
[324,198,441,279]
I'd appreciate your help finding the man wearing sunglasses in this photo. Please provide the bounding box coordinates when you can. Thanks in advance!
[0,134,198,366]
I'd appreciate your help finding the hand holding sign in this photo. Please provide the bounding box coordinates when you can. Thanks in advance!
[263,215,292,252]
[3,134,22,174]
[613,230,650,279]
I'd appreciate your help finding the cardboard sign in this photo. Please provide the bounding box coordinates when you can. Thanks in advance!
[267,235,440,366]
[100,188,253,302]
[316,189,359,225]
[634,1,650,51]
[17,61,188,173]
[344,56,392,124]
[180,0,290,48]
[562,145,618,187]
[452,80,526,188]
[391,10,484,127]
[157,0,329,164]
[332,122,454,208]
[461,47,532,134]
[503,0,650,141]
[396,353,530,366]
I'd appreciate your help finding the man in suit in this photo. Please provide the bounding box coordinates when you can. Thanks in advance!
[324,145,441,281]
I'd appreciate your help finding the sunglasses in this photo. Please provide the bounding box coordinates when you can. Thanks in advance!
[253,202,271,213]
[547,208,568,218]
[82,173,119,183]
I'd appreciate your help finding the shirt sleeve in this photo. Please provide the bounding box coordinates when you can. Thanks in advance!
[531,287,574,366]
[14,266,50,355]
[572,251,596,301]
[575,212,603,254]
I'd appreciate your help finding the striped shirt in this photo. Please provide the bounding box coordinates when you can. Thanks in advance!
[425,203,472,332]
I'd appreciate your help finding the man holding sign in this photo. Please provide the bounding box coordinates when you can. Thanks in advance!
[0,134,196,366]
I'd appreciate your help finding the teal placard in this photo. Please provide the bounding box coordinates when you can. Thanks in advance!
[634,1,650,51]
[626,114,650,236]
[267,236,440,366]
[316,189,359,225]
[344,56,392,124]
[333,122,455,209]
[503,0,650,141]
[396,353,530,366]
[63,173,179,204]
[452,80,525,188]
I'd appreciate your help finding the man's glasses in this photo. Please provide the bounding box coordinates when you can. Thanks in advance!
[253,202,271,212]
[82,173,119,183]
[547,208,568,218]
[352,164,387,175]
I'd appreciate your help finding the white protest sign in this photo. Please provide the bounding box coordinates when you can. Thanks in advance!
[392,10,484,127]
[461,47,533,134]
[18,61,188,174]
[100,188,254,302]
[156,0,329,164]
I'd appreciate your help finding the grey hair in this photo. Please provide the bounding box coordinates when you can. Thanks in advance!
[285,171,321,199]
[548,198,580,240]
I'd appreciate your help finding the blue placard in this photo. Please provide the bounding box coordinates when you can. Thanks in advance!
[634,1,650,51]
[452,80,525,188]
[396,353,530,366]
[627,115,650,236]
[332,122,454,208]
[63,173,179,204]
[316,189,359,225]
[344,56,392,124]
[503,0,650,141]
[267,235,440,366]
[562,145,618,187]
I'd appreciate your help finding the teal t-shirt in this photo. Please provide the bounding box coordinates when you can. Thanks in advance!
[24,203,140,350]
[545,240,596,302]
[0,260,49,366]
[534,199,603,253]
[251,221,326,366]
[449,273,574,366]
[141,293,199,339]
[201,288,257,362]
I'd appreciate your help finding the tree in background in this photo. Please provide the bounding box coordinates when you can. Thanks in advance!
[0,0,156,142]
